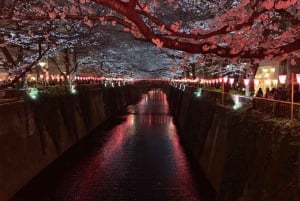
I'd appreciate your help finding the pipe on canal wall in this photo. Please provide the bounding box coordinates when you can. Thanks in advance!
[167,86,300,201]
[0,85,143,201]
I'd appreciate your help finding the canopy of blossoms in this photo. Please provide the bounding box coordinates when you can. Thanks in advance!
[0,0,299,81]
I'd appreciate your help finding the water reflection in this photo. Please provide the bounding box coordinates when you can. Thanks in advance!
[10,89,202,201]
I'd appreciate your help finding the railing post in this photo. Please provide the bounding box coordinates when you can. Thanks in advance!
[221,79,224,105]
[291,72,294,124]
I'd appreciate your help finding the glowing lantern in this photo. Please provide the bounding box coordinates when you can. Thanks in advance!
[229,78,234,85]
[244,78,250,86]
[218,77,222,82]
[278,74,287,84]
[223,76,228,83]
[296,74,300,84]
[254,79,259,86]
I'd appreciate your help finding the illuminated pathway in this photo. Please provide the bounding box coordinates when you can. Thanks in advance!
[9,89,213,201]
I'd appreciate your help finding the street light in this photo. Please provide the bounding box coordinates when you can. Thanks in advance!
[291,73,295,123]
[244,78,250,96]
[39,61,46,68]
[221,76,228,105]
[279,74,295,123]
[36,61,46,86]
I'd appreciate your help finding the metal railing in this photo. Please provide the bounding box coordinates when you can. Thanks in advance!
[176,85,300,121]
[0,83,133,105]
[252,97,300,120]
[0,88,25,105]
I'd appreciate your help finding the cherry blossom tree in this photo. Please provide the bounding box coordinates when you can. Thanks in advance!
[89,0,300,58]
[0,0,299,84]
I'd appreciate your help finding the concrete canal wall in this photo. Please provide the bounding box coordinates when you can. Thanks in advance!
[0,85,143,201]
[167,86,300,201]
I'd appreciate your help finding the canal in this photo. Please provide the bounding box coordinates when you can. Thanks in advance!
[9,89,214,201]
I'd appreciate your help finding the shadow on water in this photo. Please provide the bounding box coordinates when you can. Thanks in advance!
[9,89,215,201]
[8,115,129,201]
[176,130,216,201]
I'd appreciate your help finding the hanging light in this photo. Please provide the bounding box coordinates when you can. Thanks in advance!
[296,74,300,84]
[244,78,250,86]
[229,78,234,85]
[254,79,259,86]
[278,74,287,84]
[223,76,228,83]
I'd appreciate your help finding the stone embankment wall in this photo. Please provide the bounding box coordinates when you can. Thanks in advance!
[167,86,300,201]
[0,85,143,201]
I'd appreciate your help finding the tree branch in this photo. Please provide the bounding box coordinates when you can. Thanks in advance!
[0,46,16,67]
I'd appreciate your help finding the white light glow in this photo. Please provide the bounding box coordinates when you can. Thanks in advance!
[194,88,202,98]
[231,94,242,110]
[296,74,300,84]
[278,75,287,84]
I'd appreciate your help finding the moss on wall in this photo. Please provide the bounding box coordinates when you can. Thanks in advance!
[167,86,300,201]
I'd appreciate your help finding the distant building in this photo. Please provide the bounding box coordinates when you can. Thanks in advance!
[254,58,300,94]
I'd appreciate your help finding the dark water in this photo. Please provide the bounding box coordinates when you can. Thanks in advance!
[10,89,214,201]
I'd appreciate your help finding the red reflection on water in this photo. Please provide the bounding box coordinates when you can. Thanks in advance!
[65,115,135,200]
[166,112,200,199]
[9,89,203,201]
[136,89,169,116]
[101,115,135,164]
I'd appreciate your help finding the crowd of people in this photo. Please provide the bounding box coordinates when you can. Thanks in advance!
[255,86,300,102]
